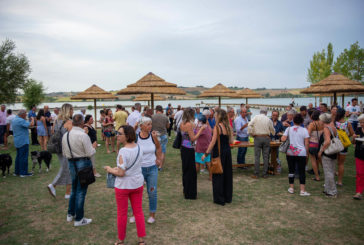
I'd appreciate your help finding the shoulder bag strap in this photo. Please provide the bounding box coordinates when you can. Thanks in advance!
[126,145,140,171]
[67,132,77,172]
[216,124,221,157]
[315,123,319,141]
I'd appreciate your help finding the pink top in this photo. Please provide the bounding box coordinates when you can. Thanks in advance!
[195,125,212,153]
[0,110,7,125]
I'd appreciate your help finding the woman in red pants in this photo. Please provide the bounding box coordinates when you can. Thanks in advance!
[353,115,364,200]
[104,125,146,245]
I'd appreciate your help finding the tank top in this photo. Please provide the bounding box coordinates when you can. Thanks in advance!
[137,133,156,168]
[309,122,323,143]
[181,131,194,149]
[85,125,97,143]
[335,121,349,135]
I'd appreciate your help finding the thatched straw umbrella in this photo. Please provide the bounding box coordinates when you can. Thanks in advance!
[236,88,263,104]
[301,73,364,107]
[198,83,241,107]
[133,94,164,106]
[71,84,117,129]
[117,72,186,111]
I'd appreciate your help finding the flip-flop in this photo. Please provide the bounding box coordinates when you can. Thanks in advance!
[312,178,321,181]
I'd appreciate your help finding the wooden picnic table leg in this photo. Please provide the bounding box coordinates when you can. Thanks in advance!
[270,146,278,175]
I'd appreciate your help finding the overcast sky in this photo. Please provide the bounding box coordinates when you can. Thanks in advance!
[0,0,363,92]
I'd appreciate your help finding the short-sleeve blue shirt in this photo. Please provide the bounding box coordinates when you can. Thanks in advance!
[12,116,30,148]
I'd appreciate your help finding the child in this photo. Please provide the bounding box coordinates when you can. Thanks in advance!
[99,110,106,141]
[194,114,212,177]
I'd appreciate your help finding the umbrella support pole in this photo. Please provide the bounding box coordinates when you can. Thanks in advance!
[151,93,154,113]
[94,99,97,129]
[334,92,337,106]
[246,98,248,104]
[218,97,221,107]
[342,94,344,108]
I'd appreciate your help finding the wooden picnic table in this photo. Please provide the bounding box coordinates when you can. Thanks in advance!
[230,141,282,175]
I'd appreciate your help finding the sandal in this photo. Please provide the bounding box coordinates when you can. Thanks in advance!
[114,241,124,245]
[138,242,146,245]
[312,178,321,181]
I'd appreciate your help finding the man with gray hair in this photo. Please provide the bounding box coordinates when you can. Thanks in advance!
[12,109,35,177]
[248,107,275,178]
[127,102,142,134]
[62,114,96,227]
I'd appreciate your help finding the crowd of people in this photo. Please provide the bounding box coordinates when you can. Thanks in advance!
[1,97,364,245]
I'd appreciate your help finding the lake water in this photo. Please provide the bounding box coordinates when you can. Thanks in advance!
[5,96,364,122]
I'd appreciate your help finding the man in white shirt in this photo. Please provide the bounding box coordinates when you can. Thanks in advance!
[346,98,361,131]
[4,109,16,150]
[173,107,184,131]
[62,114,96,227]
[248,107,275,179]
[126,103,142,134]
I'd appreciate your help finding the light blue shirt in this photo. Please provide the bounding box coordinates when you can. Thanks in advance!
[12,116,30,148]
[234,115,249,138]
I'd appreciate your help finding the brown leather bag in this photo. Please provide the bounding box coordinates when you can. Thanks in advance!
[210,125,223,174]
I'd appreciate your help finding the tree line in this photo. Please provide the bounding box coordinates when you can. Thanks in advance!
[307,42,363,84]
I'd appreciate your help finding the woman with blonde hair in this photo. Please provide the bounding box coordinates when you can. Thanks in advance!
[179,108,206,199]
[47,103,73,199]
[202,109,233,205]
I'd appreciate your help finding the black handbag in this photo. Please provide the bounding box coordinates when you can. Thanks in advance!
[67,132,95,188]
[173,129,182,149]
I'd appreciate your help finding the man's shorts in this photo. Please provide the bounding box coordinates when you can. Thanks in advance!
[158,134,168,153]
[195,152,211,164]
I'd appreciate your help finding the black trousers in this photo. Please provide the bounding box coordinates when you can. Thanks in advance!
[286,155,306,184]
[180,146,197,199]
[31,128,39,145]
[212,149,233,205]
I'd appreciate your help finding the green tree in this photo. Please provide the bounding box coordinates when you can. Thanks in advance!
[307,43,334,83]
[333,41,363,82]
[0,39,31,104]
[22,79,45,109]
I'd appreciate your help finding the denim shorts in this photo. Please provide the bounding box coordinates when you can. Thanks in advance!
[104,131,115,137]
[195,152,211,164]
[158,134,168,153]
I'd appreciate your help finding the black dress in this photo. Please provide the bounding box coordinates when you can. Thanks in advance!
[180,131,197,200]
[85,125,97,144]
[212,126,233,205]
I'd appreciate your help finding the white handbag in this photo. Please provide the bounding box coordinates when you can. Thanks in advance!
[323,127,344,155]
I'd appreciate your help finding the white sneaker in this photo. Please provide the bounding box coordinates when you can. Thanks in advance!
[94,173,101,178]
[47,184,56,198]
[65,194,71,199]
[300,191,311,197]
[67,214,74,222]
[288,188,294,194]
[129,216,135,223]
[147,216,155,224]
[74,218,92,227]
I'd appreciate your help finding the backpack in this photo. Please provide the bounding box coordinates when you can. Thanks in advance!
[47,120,66,154]
[337,128,351,148]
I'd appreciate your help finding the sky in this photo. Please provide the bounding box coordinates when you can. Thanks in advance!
[0,0,363,92]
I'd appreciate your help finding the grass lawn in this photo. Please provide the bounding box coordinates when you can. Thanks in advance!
[0,131,363,245]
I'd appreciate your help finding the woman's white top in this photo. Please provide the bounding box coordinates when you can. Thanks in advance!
[137,133,156,168]
[115,145,144,190]
[283,126,310,157]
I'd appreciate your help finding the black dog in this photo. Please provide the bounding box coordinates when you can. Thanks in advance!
[31,151,52,173]
[0,153,12,177]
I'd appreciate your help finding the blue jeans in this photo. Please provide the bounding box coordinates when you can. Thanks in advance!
[68,158,92,221]
[142,165,158,213]
[237,136,249,164]
[15,144,29,175]
[158,134,168,153]
[351,121,358,132]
